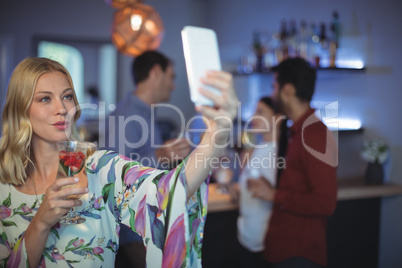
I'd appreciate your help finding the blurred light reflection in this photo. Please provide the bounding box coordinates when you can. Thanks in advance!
[324,118,362,131]
[335,59,365,69]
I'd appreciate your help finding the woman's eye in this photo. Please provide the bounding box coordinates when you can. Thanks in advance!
[63,94,73,100]
[40,96,50,102]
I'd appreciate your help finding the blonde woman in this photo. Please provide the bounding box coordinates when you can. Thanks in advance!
[0,57,238,267]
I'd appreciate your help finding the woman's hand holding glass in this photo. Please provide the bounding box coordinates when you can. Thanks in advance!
[34,177,89,229]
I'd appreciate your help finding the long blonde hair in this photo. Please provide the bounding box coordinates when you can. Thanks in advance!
[0,57,81,185]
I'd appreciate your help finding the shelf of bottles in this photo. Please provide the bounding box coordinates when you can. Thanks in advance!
[236,11,366,76]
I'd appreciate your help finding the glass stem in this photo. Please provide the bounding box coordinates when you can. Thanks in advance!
[68,207,76,218]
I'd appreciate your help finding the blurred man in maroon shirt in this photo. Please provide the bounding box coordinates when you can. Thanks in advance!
[248,57,338,268]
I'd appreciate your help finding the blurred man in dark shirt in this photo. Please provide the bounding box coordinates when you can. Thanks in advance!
[248,57,338,268]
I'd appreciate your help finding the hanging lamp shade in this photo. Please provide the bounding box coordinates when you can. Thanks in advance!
[105,0,144,9]
[111,3,164,57]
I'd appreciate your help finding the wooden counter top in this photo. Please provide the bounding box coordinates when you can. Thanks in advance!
[208,183,239,213]
[207,179,402,213]
[336,178,402,200]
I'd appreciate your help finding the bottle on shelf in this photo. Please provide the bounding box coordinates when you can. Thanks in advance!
[238,45,256,74]
[319,22,330,67]
[329,11,341,67]
[298,20,309,60]
[330,11,341,48]
[260,30,276,69]
[328,41,337,68]
[319,23,329,49]
[267,32,281,67]
[309,22,321,67]
[288,19,298,58]
[278,20,289,62]
[252,31,266,72]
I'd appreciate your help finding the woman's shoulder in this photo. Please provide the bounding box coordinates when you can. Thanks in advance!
[0,182,11,197]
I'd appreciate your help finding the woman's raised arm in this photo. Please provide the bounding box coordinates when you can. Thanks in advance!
[184,70,238,199]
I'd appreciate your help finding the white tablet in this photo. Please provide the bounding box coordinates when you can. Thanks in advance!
[181,26,222,106]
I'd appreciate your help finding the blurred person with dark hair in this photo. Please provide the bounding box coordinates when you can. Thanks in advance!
[103,50,191,167]
[248,57,337,268]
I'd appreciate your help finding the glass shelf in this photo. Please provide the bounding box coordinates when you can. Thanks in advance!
[233,66,366,76]
[316,66,366,72]
[337,128,364,134]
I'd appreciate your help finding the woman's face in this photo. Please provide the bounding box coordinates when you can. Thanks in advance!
[251,101,275,133]
[28,71,77,145]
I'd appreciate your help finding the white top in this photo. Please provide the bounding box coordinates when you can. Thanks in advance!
[237,141,277,252]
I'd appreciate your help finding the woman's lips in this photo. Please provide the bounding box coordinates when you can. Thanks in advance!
[53,121,68,130]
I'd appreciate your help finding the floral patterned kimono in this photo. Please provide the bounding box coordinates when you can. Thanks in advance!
[0,150,209,267]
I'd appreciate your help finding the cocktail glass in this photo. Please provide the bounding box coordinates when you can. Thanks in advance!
[56,141,96,224]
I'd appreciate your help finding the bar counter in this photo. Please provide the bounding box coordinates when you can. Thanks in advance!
[207,178,402,213]
[203,178,402,267]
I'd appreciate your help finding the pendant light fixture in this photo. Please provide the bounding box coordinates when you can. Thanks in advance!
[107,0,164,57]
